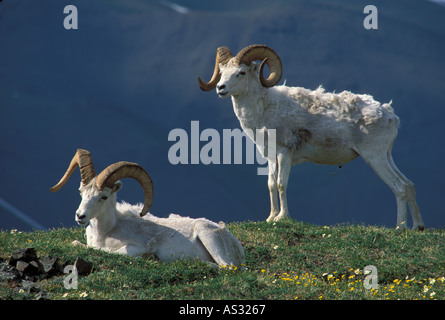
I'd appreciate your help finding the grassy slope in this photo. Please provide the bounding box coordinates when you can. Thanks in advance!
[0,220,444,300]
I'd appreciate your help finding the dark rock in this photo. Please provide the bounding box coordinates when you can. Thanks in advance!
[4,248,94,299]
[74,257,93,276]
[0,263,20,282]
[9,249,27,265]
[29,260,41,273]
[8,248,37,266]
[16,260,40,276]
[21,279,40,293]
[15,260,29,273]
[40,256,59,276]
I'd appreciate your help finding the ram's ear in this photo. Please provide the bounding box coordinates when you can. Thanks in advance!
[111,181,123,194]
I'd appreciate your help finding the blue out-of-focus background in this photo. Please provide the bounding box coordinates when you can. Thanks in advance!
[0,0,444,231]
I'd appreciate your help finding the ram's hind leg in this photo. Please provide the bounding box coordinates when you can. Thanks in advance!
[360,152,410,229]
[196,224,245,268]
[387,152,424,230]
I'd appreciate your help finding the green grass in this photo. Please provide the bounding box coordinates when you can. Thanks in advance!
[1,220,444,300]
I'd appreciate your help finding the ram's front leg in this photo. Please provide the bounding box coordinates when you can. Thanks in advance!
[266,160,279,222]
[72,240,88,248]
[273,150,292,222]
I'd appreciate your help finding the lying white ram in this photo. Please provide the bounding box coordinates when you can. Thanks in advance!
[50,149,245,267]
[198,44,424,230]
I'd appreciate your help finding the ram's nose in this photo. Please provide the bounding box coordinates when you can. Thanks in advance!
[216,84,228,97]
[76,213,86,220]
[76,211,87,225]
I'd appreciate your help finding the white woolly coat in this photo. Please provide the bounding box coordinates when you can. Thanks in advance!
[233,82,398,166]
[84,200,245,267]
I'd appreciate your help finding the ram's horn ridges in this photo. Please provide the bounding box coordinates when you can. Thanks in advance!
[50,149,96,192]
[198,46,233,91]
[96,161,153,217]
[233,44,282,88]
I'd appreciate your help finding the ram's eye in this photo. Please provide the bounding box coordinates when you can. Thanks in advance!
[101,196,108,200]
[238,71,246,76]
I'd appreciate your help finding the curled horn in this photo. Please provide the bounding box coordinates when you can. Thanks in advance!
[96,162,153,217]
[233,44,282,88]
[198,46,233,91]
[50,149,96,192]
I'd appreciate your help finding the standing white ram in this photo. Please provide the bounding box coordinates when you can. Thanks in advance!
[198,44,424,230]
[50,149,245,267]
